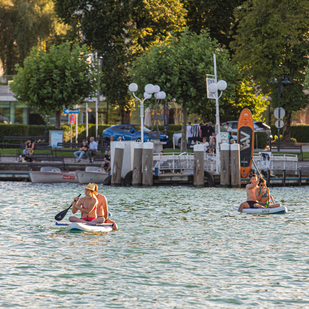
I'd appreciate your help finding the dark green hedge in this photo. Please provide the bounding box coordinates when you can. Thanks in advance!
[158,125,182,142]
[254,132,268,149]
[271,125,309,142]
[0,124,29,140]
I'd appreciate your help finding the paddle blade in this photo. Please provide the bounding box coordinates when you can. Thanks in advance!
[54,194,81,221]
[54,206,71,221]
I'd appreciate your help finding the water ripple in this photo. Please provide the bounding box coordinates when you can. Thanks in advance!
[0,183,308,308]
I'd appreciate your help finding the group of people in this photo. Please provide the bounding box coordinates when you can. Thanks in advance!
[186,120,236,153]
[74,136,99,163]
[69,182,117,229]
[74,136,113,172]
[187,120,216,153]
[238,173,281,212]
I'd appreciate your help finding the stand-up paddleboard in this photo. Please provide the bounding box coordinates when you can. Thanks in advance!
[55,222,114,232]
[233,205,287,214]
[237,108,254,178]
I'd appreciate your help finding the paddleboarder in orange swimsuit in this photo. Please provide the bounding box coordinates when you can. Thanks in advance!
[69,183,98,222]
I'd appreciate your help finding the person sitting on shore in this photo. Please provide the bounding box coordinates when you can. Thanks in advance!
[209,137,216,154]
[201,137,209,153]
[101,150,111,172]
[256,178,281,208]
[90,183,118,229]
[69,183,98,222]
[88,136,98,163]
[74,139,88,162]
[238,173,265,212]
[23,139,34,156]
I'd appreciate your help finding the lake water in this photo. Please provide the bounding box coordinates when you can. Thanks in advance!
[1,182,309,308]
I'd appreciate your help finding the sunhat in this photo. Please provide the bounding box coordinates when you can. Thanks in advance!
[83,183,96,191]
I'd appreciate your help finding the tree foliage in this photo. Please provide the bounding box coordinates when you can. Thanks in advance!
[182,0,245,50]
[129,29,267,150]
[0,0,73,75]
[231,0,309,140]
[10,42,101,128]
[54,0,187,123]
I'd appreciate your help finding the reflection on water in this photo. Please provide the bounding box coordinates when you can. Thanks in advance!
[0,182,309,308]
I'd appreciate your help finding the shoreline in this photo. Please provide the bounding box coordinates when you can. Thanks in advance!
[1,154,309,187]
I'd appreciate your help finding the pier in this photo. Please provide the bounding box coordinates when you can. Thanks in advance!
[1,147,309,186]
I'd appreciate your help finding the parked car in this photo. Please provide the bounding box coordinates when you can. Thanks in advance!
[222,121,272,140]
[102,124,169,146]
[173,131,182,148]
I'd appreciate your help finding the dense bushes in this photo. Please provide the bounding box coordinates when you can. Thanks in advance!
[255,132,268,149]
[158,125,182,143]
[61,124,112,142]
[0,124,54,142]
[271,125,309,143]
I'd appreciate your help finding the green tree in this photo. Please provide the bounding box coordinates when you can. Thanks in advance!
[54,0,186,123]
[182,0,245,50]
[10,42,101,128]
[0,0,73,75]
[231,0,309,141]
[129,29,267,151]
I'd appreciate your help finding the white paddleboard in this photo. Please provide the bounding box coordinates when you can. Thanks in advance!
[55,222,113,232]
[233,205,287,214]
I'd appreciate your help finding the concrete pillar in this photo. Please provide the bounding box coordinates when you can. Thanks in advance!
[153,139,163,154]
[111,142,124,186]
[132,142,143,186]
[142,142,153,186]
[230,143,241,188]
[220,143,230,187]
[194,144,204,187]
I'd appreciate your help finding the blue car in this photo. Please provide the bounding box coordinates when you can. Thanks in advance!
[102,124,169,146]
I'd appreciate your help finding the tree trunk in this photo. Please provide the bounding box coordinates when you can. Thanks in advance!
[55,110,61,129]
[282,110,291,143]
[120,105,131,124]
[181,106,187,152]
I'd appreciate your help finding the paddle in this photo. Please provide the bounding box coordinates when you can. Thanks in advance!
[252,158,262,179]
[54,194,81,221]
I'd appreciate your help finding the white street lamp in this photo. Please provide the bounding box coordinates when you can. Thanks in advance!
[129,83,166,143]
[207,54,228,174]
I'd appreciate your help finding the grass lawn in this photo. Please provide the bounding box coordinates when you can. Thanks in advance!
[0,148,75,157]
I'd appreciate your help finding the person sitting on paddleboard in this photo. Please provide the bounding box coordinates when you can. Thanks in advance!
[238,173,265,212]
[69,183,98,222]
[256,178,281,208]
[89,183,118,229]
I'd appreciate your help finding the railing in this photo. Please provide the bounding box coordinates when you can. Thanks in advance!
[153,152,217,174]
[253,154,298,174]
[153,152,298,175]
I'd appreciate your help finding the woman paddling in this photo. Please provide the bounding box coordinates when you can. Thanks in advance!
[256,178,281,208]
[69,183,98,222]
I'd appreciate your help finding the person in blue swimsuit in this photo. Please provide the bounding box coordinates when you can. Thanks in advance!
[256,178,281,208]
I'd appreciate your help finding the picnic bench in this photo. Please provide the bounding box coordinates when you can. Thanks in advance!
[0,135,49,149]
[53,142,83,156]
[54,141,108,158]
[0,136,31,148]
[270,145,303,161]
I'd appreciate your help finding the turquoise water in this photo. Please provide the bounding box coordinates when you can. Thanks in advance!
[1,182,309,308]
